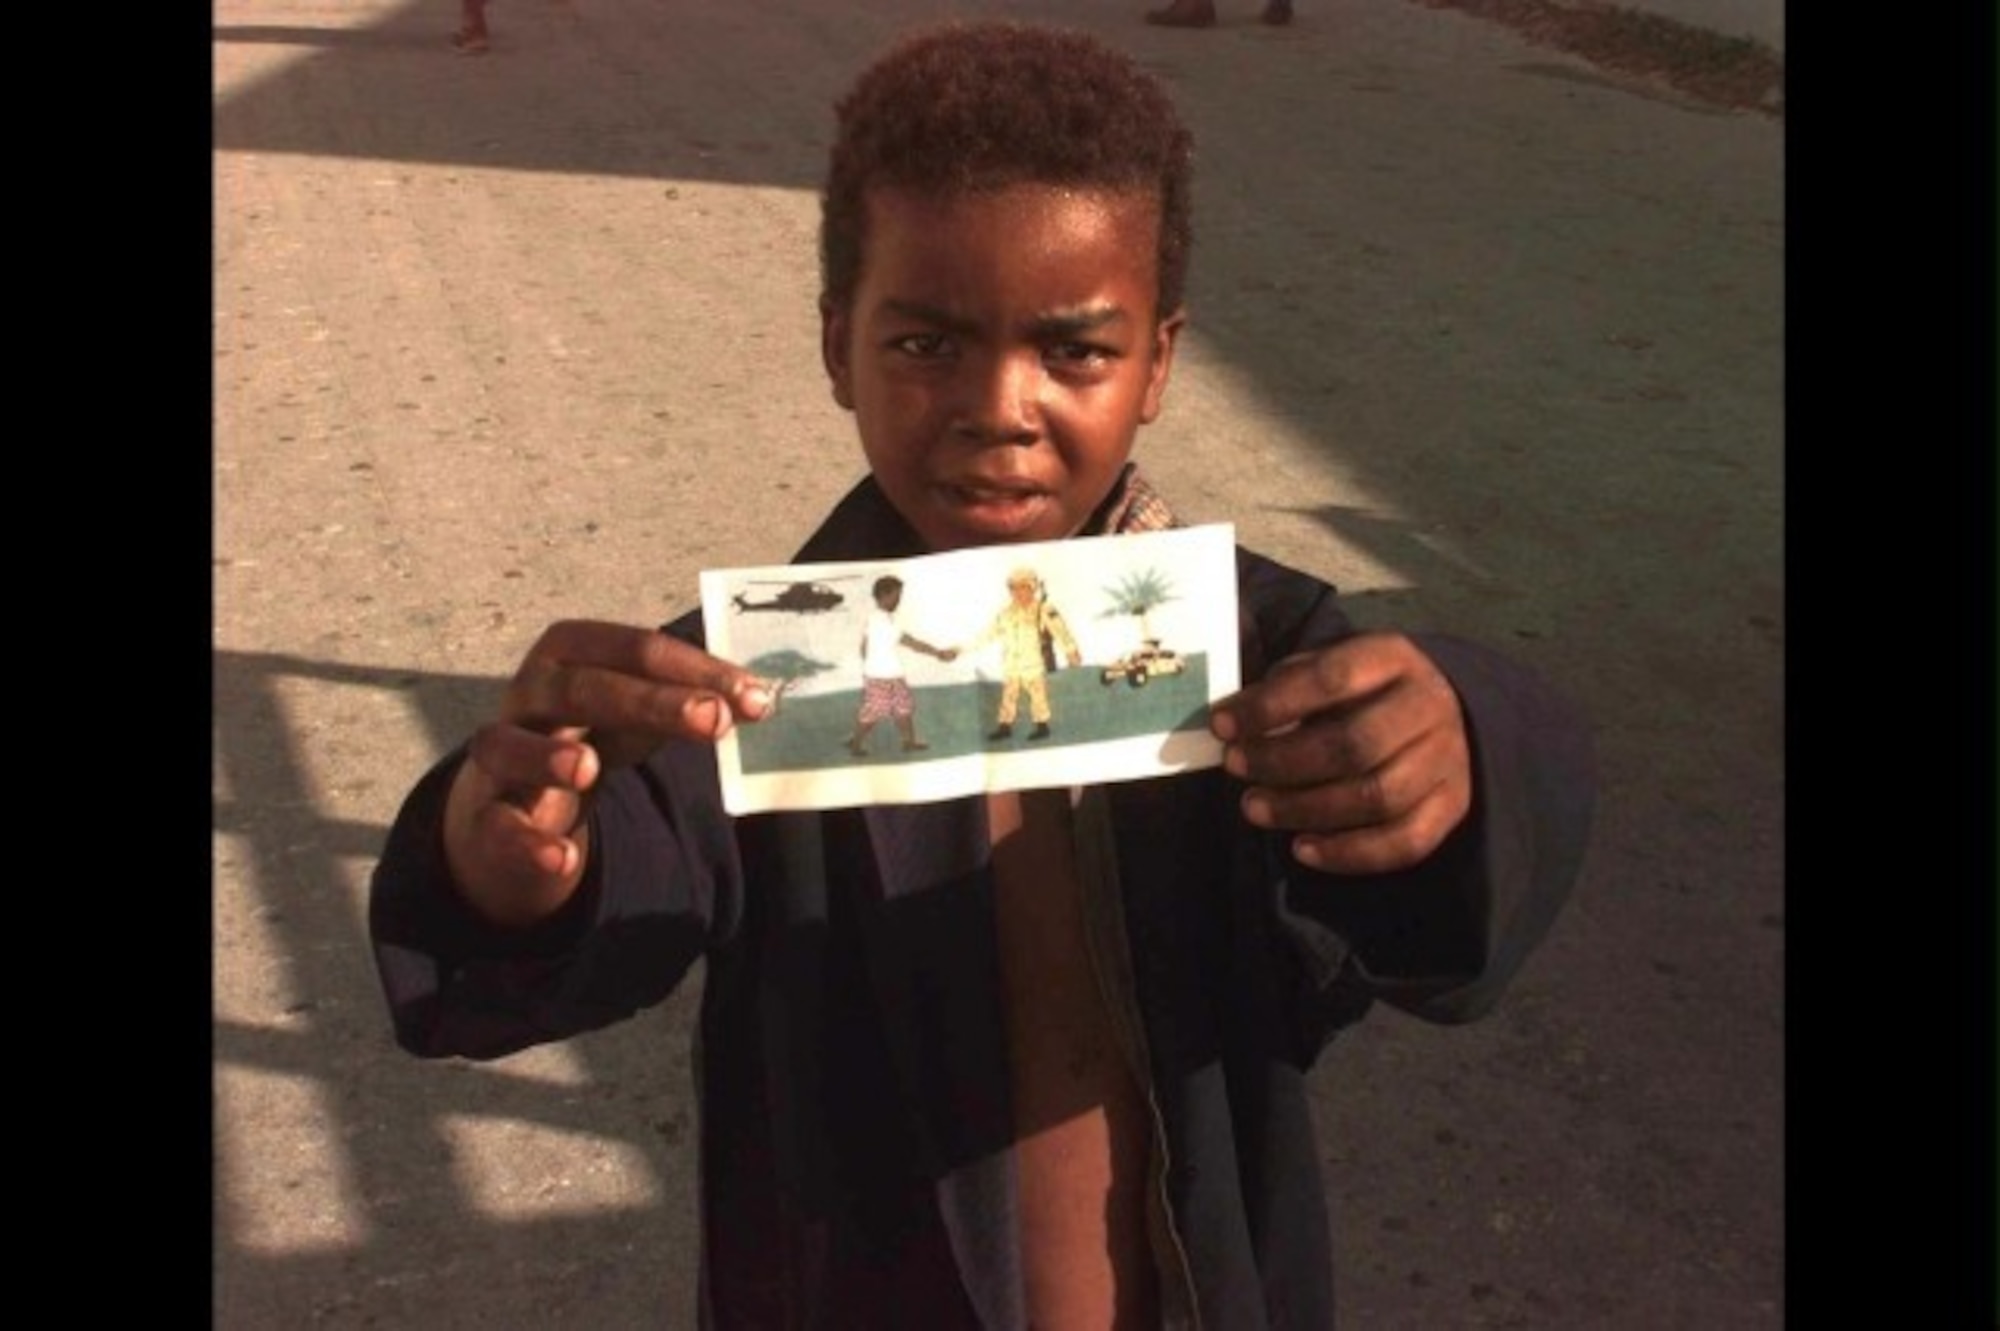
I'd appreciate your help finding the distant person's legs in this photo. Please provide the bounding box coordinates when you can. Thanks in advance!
[453,0,491,53]
[1144,0,1217,27]
[1144,0,1294,24]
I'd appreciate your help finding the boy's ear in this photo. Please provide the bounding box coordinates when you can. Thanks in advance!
[1138,306,1188,424]
[820,297,856,412]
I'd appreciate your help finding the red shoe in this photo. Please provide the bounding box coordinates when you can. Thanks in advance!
[1145,0,1217,27]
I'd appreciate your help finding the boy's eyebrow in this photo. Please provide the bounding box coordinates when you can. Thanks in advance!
[1033,306,1129,338]
[879,299,1131,337]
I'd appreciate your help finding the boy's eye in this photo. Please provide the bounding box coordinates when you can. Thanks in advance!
[1047,342,1113,369]
[890,333,952,359]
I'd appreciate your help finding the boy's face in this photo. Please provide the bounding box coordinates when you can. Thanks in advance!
[822,184,1185,553]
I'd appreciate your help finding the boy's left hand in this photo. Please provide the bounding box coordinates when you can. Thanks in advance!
[1210,632,1472,876]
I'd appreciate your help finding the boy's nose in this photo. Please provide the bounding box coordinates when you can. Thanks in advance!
[952,350,1043,444]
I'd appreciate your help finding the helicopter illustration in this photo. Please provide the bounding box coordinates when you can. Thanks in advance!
[731,576,862,615]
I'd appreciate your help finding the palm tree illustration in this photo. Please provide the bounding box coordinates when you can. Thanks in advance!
[1099,567,1177,646]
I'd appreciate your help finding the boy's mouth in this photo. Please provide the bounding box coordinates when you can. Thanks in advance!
[937,478,1054,536]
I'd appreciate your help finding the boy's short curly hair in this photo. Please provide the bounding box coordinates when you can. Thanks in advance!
[820,22,1196,320]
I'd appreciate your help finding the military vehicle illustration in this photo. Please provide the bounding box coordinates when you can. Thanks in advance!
[1099,639,1186,688]
[1095,566,1185,688]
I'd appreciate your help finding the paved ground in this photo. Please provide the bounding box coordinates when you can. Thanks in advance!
[213,0,1786,1325]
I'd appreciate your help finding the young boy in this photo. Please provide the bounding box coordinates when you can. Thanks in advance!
[369,21,1594,1328]
[846,574,954,757]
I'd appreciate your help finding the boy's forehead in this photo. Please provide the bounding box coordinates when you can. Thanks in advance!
[853,183,1163,302]
[861,181,1159,229]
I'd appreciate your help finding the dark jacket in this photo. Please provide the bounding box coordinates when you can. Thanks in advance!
[369,474,1595,1329]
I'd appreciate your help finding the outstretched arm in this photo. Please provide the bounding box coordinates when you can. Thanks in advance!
[368,617,780,1060]
[899,632,956,661]
[1215,551,1594,1028]
[441,620,776,929]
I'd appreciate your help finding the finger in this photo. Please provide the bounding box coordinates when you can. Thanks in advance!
[464,721,602,801]
[1282,782,1471,876]
[1211,636,1411,742]
[523,622,777,718]
[457,791,589,899]
[1224,691,1421,789]
[442,757,594,920]
[525,619,730,683]
[1239,722,1465,837]
[507,623,776,736]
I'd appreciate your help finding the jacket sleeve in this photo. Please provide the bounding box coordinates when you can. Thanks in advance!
[366,620,747,1061]
[1238,550,1596,1037]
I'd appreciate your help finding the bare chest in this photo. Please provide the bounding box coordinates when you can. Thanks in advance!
[987,790,1159,1329]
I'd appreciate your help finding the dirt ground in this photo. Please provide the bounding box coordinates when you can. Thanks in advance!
[214,0,1787,1325]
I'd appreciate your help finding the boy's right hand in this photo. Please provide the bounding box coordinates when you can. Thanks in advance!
[440,620,776,927]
